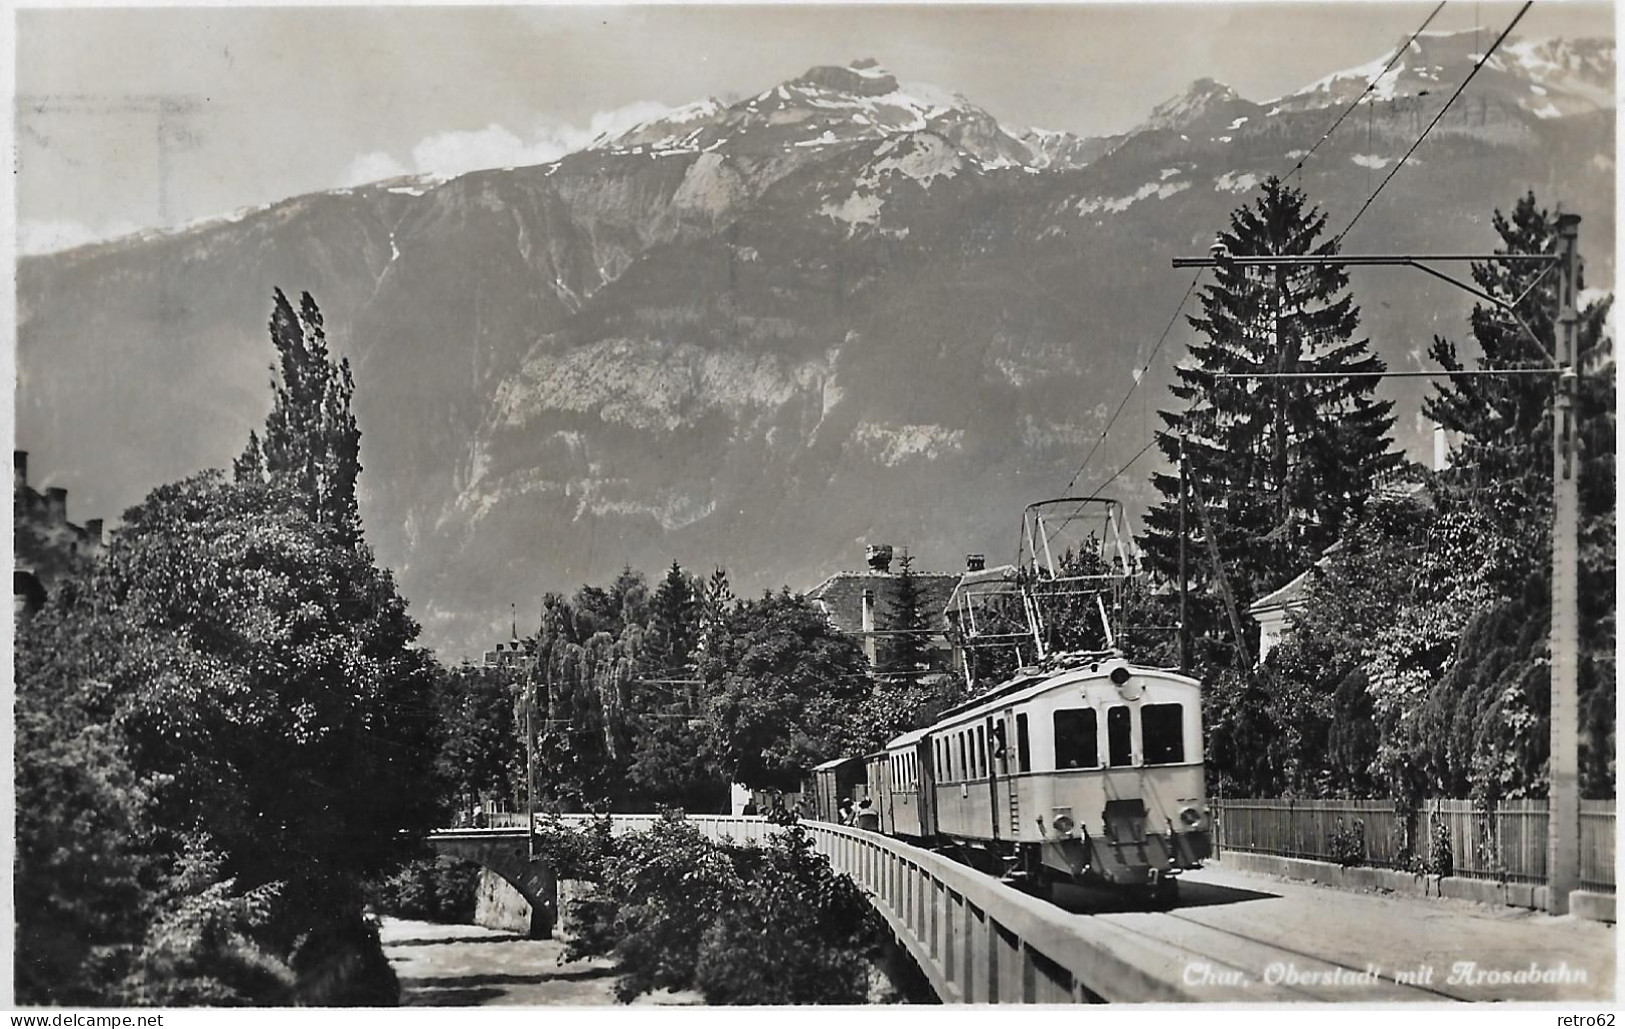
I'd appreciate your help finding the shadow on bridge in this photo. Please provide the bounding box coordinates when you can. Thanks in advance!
[1049,878,1280,915]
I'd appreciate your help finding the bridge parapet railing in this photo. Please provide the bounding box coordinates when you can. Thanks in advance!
[526,814,1202,1002]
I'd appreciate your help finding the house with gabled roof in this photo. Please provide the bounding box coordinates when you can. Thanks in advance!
[805,543,962,671]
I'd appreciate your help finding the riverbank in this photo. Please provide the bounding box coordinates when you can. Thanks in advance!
[378,917,703,1006]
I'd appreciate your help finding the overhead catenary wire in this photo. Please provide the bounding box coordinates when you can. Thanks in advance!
[1060,269,1206,498]
[1337,0,1534,243]
[1056,3,1451,509]
[1288,1,1449,181]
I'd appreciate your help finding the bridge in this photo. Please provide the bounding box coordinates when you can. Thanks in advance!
[429,815,1614,1003]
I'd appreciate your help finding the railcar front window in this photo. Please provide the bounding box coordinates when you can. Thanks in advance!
[1053,708,1099,769]
[1107,705,1133,767]
[1142,703,1185,764]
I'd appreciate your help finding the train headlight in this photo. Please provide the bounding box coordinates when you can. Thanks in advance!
[1051,813,1076,836]
[1179,806,1204,827]
[1108,664,1132,687]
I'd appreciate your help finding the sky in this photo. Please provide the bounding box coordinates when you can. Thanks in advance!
[14,0,1616,253]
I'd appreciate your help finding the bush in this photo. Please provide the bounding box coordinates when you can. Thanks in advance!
[369,859,481,924]
[1327,818,1365,868]
[694,825,873,1004]
[559,818,880,1004]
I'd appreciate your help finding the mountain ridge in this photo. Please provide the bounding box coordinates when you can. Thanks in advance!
[17,37,1615,658]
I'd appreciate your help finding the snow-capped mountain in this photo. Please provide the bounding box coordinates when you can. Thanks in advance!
[1275,31,1615,119]
[1018,127,1121,170]
[17,39,1615,657]
[592,58,1035,168]
[1138,78,1265,137]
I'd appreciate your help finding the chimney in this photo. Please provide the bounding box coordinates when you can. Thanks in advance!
[85,519,104,548]
[1432,424,1450,472]
[865,543,893,573]
[965,554,986,572]
[45,487,67,524]
[861,588,877,665]
[13,451,26,492]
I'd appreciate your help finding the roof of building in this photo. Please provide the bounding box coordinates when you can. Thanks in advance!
[1248,568,1312,615]
[805,568,960,634]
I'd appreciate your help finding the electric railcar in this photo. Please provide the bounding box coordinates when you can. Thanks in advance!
[826,654,1210,906]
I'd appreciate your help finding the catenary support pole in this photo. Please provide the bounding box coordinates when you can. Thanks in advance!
[1178,432,1189,674]
[1546,212,1581,914]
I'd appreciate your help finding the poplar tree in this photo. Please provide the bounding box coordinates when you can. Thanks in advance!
[235,289,362,545]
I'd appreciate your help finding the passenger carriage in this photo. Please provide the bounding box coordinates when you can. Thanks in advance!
[849,497,1212,907]
[913,654,1209,904]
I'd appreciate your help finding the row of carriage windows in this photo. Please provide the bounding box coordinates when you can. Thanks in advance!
[921,703,1185,783]
[889,750,920,790]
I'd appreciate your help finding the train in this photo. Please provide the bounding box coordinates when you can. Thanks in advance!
[810,499,1213,907]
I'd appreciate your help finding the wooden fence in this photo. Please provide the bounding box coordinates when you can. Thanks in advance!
[1214,797,1614,892]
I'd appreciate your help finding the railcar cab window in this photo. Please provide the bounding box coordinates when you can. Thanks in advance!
[1015,713,1031,773]
[1053,708,1099,769]
[1142,703,1185,765]
[1107,705,1133,767]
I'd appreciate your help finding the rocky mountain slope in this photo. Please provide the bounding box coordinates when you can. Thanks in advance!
[17,34,1615,657]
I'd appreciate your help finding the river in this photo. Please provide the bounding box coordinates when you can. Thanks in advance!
[377,917,703,1006]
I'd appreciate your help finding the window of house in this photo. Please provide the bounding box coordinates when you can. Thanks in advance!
[1142,703,1186,765]
[1107,705,1133,767]
[1053,708,1099,769]
[1015,713,1031,773]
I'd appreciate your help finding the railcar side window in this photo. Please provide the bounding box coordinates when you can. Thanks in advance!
[1053,708,1099,769]
[1015,713,1030,773]
[1142,703,1185,765]
[1107,705,1133,766]
[975,726,986,778]
[958,734,967,781]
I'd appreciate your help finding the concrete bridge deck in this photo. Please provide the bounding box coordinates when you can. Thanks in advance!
[429,815,1614,1003]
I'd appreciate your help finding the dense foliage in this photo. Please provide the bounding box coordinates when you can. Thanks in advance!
[554,817,878,1004]
[15,291,439,1005]
[516,565,729,811]
[369,859,482,925]
[701,592,875,791]
[1186,191,1614,813]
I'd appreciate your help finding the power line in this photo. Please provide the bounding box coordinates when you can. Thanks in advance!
[1094,437,1161,497]
[1337,0,1533,243]
[1061,270,1205,497]
[1288,0,1449,181]
[1058,3,1448,506]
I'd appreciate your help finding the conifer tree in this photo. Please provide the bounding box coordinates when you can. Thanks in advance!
[1140,177,1400,662]
[236,290,362,545]
[1426,192,1614,531]
[881,550,929,675]
[696,567,735,655]
[648,561,700,674]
